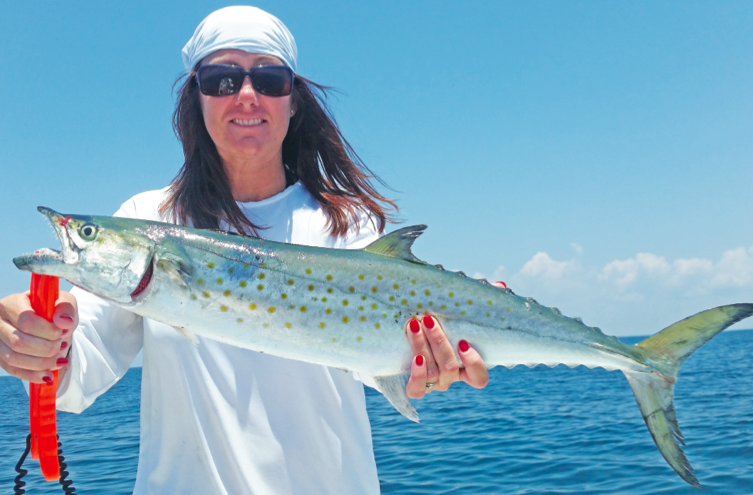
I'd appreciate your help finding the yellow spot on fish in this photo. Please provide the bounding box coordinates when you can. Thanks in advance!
[289,304,295,309]
[486,313,490,317]
[393,283,400,290]
[401,299,408,305]
[249,303,257,310]
[468,300,473,305]
[411,280,417,285]
[228,267,234,274]
[348,286,355,293]
[322,297,328,302]
[240,281,247,288]
[263,323,269,328]
[429,301,434,306]
[449,292,455,297]
[300,306,307,313]
[382,314,387,318]
[332,338,337,342]
[325,308,332,314]
[220,305,228,312]
[371,303,377,310]
[216,278,223,284]
[325,274,333,281]
[441,305,446,309]
[257,284,264,290]
[506,307,511,312]
[487,301,493,305]
[410,290,416,296]
[342,300,349,306]
[417,303,423,309]
[358,335,364,340]
[424,290,431,296]
[455,302,460,306]
[223,290,231,297]
[308,284,315,291]
[191,294,197,300]
[371,286,378,293]
[203,292,210,298]
[327,288,333,294]
[207,262,215,269]
[358,306,364,311]
[306,268,312,275]
[268,307,276,314]
[261,262,268,268]
[258,273,265,280]
[361,295,367,301]
[287,279,294,286]
[281,294,288,300]
[342,316,349,323]
[374,324,380,330]
[389,296,395,301]
[237,318,243,323]
[319,322,326,328]
[285,323,292,329]
[360,316,366,322]
[243,264,249,269]
[197,278,204,285]
[377,275,383,280]
[358,274,365,280]
[461,310,466,315]
[313,297,319,301]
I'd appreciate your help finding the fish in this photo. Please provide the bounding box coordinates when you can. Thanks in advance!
[13,206,753,488]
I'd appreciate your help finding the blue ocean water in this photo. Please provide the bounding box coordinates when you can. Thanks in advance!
[2,330,752,494]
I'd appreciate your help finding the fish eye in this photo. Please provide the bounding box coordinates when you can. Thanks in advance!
[79,224,98,241]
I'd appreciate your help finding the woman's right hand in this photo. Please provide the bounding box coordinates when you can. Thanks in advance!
[0,291,78,384]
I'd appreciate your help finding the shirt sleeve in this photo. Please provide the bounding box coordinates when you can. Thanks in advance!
[55,198,146,413]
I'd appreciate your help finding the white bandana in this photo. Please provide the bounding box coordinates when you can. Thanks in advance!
[182,6,297,73]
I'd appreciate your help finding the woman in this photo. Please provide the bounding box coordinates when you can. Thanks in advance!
[0,6,489,493]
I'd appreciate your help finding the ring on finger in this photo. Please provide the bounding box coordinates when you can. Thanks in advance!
[425,381,437,390]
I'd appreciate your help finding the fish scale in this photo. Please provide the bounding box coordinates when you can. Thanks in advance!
[14,207,753,488]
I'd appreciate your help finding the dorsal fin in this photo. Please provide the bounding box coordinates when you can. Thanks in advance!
[363,225,428,264]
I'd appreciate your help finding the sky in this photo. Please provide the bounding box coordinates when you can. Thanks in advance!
[1,0,752,365]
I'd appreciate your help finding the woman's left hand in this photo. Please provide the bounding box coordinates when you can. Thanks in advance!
[404,314,489,398]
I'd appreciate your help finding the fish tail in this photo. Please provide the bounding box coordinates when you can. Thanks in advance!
[623,303,753,487]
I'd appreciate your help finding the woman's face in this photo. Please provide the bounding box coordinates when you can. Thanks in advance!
[199,49,294,168]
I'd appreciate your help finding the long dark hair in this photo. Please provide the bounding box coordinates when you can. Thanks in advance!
[161,69,396,237]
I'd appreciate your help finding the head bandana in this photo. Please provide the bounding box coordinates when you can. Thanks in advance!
[182,6,297,73]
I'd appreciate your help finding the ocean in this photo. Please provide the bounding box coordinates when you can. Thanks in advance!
[2,330,752,494]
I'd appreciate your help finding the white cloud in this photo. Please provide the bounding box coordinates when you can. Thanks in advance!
[477,245,753,336]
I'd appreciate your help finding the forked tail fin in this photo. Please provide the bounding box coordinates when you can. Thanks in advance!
[624,303,753,487]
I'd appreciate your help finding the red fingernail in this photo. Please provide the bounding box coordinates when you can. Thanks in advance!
[422,315,435,329]
[496,281,507,288]
[415,354,424,366]
[42,375,52,384]
[59,314,73,322]
[409,319,420,333]
[459,340,470,352]
[57,358,69,366]
[61,341,68,350]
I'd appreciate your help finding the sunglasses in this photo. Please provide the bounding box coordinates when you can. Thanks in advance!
[196,64,294,97]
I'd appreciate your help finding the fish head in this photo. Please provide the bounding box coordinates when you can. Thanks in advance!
[13,207,157,304]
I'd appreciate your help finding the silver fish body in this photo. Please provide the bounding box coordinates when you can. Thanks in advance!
[14,207,753,488]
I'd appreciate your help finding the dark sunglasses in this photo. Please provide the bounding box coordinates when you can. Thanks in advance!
[196,64,294,97]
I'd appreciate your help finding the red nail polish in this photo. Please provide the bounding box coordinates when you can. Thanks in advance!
[61,341,68,350]
[422,315,434,329]
[459,340,470,352]
[42,375,52,384]
[409,319,420,333]
[57,357,69,366]
[59,314,74,322]
[495,281,507,288]
[415,354,424,366]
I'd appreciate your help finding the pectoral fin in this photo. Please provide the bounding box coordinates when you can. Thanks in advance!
[173,326,199,346]
[373,373,419,422]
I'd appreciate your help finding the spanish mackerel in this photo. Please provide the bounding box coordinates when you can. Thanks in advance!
[13,207,753,487]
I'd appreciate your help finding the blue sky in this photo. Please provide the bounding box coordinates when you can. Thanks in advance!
[1,0,752,351]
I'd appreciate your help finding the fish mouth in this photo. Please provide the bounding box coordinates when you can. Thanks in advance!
[13,207,79,272]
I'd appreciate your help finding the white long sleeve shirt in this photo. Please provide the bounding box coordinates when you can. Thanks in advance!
[56,182,382,494]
